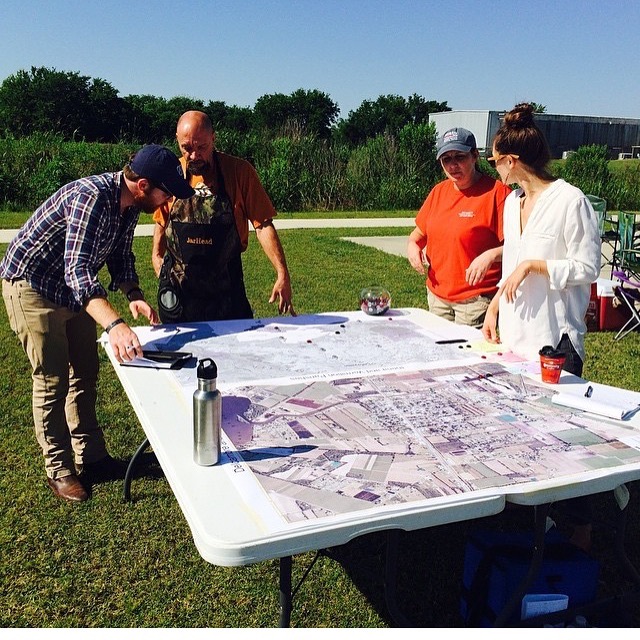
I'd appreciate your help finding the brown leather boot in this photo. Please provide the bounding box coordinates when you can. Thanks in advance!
[47,475,89,503]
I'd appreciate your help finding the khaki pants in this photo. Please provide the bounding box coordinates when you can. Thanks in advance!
[2,279,107,479]
[427,290,493,329]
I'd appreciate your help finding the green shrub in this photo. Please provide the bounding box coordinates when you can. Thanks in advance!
[608,162,640,210]
[557,146,640,210]
[560,144,612,201]
[397,122,439,207]
[0,134,136,209]
[345,134,389,209]
[0,129,442,212]
[14,131,635,213]
[0,132,63,207]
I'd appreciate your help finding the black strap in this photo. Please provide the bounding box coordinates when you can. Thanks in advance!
[462,535,579,626]
[212,152,228,201]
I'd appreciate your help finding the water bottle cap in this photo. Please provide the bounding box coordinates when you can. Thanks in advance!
[197,358,217,380]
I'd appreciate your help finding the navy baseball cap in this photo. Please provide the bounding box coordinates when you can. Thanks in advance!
[436,127,477,160]
[130,144,195,199]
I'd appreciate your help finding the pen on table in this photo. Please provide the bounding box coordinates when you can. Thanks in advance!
[622,404,640,420]
[519,374,527,396]
[585,385,593,398]
[435,338,468,345]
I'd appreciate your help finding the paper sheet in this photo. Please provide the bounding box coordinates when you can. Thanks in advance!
[552,392,640,420]
[521,593,568,620]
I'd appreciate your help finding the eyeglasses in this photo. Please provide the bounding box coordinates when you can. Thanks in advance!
[151,181,172,196]
[487,152,519,168]
[440,153,472,166]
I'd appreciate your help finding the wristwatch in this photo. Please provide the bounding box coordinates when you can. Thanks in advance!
[126,287,144,302]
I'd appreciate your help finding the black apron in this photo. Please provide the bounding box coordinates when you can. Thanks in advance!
[157,154,253,323]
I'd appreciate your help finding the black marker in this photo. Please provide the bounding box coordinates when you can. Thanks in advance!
[435,339,468,345]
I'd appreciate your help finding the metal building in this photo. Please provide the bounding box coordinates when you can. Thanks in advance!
[429,110,640,159]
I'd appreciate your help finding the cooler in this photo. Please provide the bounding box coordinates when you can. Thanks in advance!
[597,278,630,331]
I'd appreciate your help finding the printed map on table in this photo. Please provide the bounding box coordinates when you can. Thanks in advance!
[220,361,640,524]
[135,312,477,388]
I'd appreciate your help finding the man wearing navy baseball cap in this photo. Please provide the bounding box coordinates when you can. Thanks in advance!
[0,144,193,503]
[129,144,195,200]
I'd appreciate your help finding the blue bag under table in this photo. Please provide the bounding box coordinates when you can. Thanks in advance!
[460,529,600,626]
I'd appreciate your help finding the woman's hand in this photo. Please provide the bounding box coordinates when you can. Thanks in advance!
[466,254,490,286]
[465,246,502,286]
[500,260,547,303]
[408,240,427,274]
[481,294,501,344]
[500,263,529,303]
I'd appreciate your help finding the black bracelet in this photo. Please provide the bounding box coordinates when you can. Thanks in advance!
[126,287,144,302]
[105,318,125,333]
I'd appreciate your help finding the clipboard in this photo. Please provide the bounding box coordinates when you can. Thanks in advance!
[552,390,640,420]
[120,350,193,370]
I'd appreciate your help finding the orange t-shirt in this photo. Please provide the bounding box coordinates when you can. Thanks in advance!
[153,152,277,250]
[415,174,511,302]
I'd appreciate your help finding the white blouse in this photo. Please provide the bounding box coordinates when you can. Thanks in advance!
[498,179,601,361]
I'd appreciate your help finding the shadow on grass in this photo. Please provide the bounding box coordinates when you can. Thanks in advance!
[320,521,477,627]
[117,450,166,503]
[319,488,640,628]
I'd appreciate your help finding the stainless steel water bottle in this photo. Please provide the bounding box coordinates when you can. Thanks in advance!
[193,358,221,465]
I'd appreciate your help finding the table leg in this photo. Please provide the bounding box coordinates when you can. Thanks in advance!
[613,492,640,587]
[493,502,551,627]
[279,556,293,627]
[123,437,151,503]
[384,529,414,627]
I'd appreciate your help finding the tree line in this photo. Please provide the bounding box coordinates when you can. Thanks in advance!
[1,67,637,213]
[0,66,451,211]
[0,66,450,145]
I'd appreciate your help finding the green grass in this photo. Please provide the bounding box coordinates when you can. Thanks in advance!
[2,228,640,627]
[0,210,153,228]
[272,209,415,220]
[0,211,33,229]
[610,159,640,174]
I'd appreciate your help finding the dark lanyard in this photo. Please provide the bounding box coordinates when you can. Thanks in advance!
[213,152,228,203]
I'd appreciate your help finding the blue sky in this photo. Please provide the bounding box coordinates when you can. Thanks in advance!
[1,0,639,120]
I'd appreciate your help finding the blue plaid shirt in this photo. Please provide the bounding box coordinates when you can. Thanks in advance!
[0,172,140,312]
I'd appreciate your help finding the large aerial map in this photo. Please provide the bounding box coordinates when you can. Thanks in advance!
[220,362,640,523]
[127,310,640,526]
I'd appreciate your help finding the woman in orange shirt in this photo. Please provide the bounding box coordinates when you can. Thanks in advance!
[408,127,511,327]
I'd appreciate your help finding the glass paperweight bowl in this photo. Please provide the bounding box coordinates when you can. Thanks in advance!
[360,286,391,315]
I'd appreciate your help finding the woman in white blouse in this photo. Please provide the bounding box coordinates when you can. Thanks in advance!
[481,103,601,377]
[482,103,601,551]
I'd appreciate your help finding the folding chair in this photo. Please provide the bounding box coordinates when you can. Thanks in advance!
[586,194,615,269]
[614,212,640,280]
[612,277,640,340]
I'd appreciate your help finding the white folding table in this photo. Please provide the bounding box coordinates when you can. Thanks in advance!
[103,308,640,626]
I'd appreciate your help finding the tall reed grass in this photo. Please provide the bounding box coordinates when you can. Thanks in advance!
[0,133,136,209]
[1,134,638,213]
